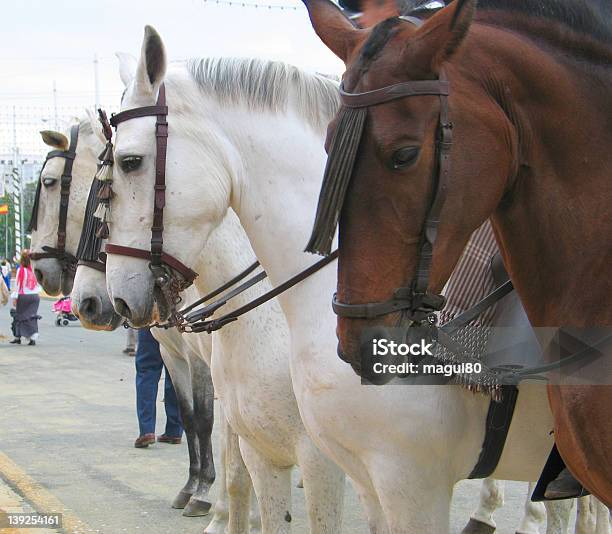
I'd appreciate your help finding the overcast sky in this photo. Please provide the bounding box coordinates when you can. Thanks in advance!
[1,0,344,110]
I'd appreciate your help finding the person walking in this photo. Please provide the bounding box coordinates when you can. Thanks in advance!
[9,250,41,346]
[123,327,137,356]
[133,328,183,448]
[1,259,11,291]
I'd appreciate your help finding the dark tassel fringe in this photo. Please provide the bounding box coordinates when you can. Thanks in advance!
[97,143,114,168]
[97,181,114,201]
[76,178,105,262]
[305,106,367,256]
[96,222,110,240]
[27,177,43,232]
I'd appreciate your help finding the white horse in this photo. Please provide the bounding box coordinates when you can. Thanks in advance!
[103,25,565,534]
[68,67,347,531]
[30,117,217,517]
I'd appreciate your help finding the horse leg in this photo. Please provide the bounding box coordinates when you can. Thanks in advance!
[226,427,253,534]
[297,439,345,534]
[205,405,229,534]
[543,498,572,534]
[516,483,545,534]
[353,477,389,534]
[248,489,262,534]
[369,457,453,534]
[593,497,611,534]
[239,440,292,534]
[462,479,504,534]
[159,349,199,509]
[576,496,596,534]
[184,361,215,517]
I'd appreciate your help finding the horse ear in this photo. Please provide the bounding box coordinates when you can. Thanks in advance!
[407,0,477,72]
[302,0,361,63]
[116,52,137,87]
[40,130,69,150]
[134,25,167,95]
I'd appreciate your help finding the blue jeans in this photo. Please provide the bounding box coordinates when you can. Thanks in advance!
[135,328,183,437]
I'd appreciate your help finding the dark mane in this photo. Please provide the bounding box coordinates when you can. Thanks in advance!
[354,18,402,75]
[475,0,612,44]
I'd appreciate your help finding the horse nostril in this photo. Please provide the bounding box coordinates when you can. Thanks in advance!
[114,298,132,320]
[79,297,99,319]
[35,269,44,283]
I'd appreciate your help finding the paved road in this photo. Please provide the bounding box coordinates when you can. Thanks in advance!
[0,299,549,533]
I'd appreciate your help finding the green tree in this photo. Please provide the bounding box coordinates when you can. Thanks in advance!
[0,180,37,260]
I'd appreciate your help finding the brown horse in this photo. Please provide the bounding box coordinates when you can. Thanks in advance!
[302,0,612,505]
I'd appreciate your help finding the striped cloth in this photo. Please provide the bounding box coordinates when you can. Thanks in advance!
[439,220,499,327]
[433,220,504,394]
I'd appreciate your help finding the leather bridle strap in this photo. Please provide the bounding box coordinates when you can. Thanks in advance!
[106,85,197,286]
[184,250,338,333]
[179,260,261,316]
[77,252,108,274]
[332,71,451,321]
[104,243,197,284]
[30,124,79,272]
[339,79,449,108]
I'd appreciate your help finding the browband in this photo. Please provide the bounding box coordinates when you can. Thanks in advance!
[110,105,168,127]
[339,80,449,108]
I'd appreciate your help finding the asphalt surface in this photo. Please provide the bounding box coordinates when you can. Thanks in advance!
[0,298,552,533]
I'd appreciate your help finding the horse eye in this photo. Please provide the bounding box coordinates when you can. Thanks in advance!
[391,147,420,170]
[119,156,143,173]
[42,177,57,187]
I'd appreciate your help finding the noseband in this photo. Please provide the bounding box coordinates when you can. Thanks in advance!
[29,124,80,276]
[103,85,198,315]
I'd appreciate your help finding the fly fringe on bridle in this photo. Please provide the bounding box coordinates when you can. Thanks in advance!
[305,106,367,256]
[93,109,115,239]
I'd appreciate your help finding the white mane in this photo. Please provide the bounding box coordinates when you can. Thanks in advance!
[185,57,340,131]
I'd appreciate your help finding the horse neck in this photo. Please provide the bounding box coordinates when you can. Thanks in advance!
[224,111,334,311]
[216,110,335,323]
[465,23,612,326]
[191,210,258,296]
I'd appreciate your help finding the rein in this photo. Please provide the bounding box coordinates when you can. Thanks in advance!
[29,124,80,276]
[180,251,338,333]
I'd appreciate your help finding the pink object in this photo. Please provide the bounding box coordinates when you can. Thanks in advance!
[16,265,38,293]
[53,297,73,314]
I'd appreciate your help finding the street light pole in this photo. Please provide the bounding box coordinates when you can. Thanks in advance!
[94,54,101,110]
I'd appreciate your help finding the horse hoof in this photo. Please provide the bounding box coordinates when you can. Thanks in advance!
[183,498,212,517]
[171,490,193,509]
[461,518,496,534]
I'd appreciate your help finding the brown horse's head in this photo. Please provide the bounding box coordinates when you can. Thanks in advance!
[304,0,518,375]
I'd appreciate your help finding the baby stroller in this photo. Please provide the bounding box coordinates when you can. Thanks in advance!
[52,296,79,326]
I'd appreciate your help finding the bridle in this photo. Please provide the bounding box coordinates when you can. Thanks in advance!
[103,85,198,318]
[29,124,80,277]
[94,84,338,333]
[308,69,452,325]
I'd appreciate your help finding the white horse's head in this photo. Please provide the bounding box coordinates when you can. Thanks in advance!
[105,26,337,325]
[106,27,231,325]
[31,116,102,295]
